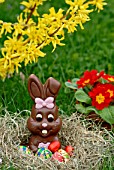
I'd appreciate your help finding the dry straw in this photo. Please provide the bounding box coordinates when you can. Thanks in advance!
[0,110,114,170]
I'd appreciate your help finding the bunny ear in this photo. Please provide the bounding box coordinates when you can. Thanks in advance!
[44,77,61,99]
[28,74,43,100]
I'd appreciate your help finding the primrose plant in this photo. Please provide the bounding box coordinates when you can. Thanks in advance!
[65,70,114,125]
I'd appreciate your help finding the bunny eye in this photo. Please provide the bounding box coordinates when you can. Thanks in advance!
[48,114,54,122]
[36,114,42,122]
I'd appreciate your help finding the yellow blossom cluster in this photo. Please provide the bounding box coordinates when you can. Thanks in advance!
[0,0,5,3]
[0,0,107,79]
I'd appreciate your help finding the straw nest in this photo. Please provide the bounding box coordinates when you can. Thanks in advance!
[0,111,114,170]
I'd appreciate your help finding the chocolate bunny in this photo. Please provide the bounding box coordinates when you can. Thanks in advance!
[27,74,62,153]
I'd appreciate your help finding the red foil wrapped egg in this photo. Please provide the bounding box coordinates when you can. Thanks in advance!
[65,145,74,156]
[48,141,61,153]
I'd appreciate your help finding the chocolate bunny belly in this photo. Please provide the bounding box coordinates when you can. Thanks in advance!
[29,135,59,152]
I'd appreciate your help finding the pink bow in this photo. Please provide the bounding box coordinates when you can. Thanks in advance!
[38,142,50,148]
[35,97,54,109]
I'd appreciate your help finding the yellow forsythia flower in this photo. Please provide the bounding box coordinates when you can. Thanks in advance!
[0,0,107,79]
[0,0,5,3]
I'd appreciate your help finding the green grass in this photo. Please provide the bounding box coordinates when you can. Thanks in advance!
[100,157,114,170]
[0,0,114,169]
[0,0,114,114]
[1,165,16,170]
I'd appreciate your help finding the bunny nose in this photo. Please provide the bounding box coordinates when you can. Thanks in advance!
[42,123,47,127]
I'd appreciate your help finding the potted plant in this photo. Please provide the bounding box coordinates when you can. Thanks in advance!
[65,70,114,129]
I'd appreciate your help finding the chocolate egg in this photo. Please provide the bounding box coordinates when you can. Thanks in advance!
[19,146,31,154]
[48,141,61,153]
[52,151,64,162]
[65,145,74,156]
[36,147,52,159]
[58,149,70,162]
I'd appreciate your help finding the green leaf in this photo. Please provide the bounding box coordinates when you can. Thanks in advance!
[76,104,88,114]
[76,104,99,115]
[72,78,79,84]
[65,78,79,90]
[98,106,114,125]
[75,89,91,104]
[100,77,108,84]
[65,81,77,89]
[86,106,99,115]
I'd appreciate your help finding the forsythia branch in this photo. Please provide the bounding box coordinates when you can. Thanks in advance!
[0,0,107,79]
